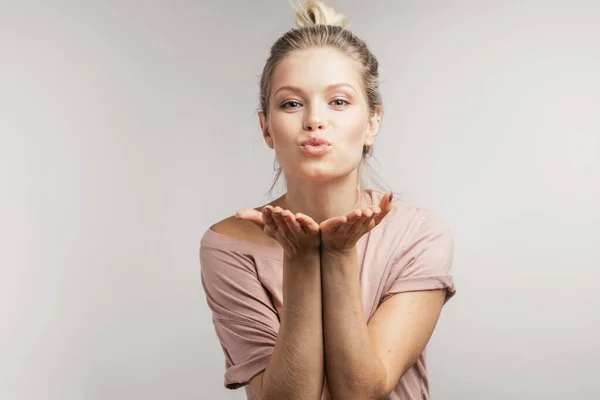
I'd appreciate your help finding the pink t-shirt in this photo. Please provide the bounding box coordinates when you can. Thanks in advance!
[200,189,456,400]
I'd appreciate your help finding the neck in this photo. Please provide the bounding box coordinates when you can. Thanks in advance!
[274,174,362,224]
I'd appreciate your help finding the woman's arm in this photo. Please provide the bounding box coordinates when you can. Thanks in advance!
[253,251,324,400]
[320,246,387,400]
[235,206,325,400]
[318,194,454,400]
[321,246,446,399]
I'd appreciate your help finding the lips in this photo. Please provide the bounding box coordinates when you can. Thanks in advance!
[300,137,332,156]
[301,137,330,146]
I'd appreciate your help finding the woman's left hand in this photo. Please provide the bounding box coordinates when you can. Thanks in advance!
[319,192,394,255]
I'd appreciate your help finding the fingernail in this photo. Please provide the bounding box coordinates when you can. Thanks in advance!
[389,192,394,201]
[263,208,271,214]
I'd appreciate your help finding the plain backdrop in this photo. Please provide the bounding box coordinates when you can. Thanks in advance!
[1,0,599,399]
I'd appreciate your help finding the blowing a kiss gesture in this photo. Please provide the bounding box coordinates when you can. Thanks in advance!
[235,192,394,256]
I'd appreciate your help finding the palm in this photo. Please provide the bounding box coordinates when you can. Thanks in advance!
[235,205,321,257]
[235,193,393,255]
[319,192,393,253]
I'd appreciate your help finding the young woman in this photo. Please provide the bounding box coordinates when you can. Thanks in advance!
[199,1,456,399]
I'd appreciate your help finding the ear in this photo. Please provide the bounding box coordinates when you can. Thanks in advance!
[365,107,382,147]
[258,111,274,149]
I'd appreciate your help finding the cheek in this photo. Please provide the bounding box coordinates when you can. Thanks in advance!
[268,115,298,146]
[337,112,368,145]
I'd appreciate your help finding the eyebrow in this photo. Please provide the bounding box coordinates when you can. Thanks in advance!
[273,83,358,96]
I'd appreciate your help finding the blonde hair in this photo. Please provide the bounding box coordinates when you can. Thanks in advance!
[261,0,393,198]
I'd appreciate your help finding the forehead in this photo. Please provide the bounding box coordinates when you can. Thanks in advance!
[271,47,363,93]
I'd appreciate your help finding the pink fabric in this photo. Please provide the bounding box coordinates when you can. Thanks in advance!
[200,189,456,400]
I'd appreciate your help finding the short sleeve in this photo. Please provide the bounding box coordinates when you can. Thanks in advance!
[381,214,456,304]
[199,241,279,390]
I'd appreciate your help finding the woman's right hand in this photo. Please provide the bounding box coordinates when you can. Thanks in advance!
[235,205,321,258]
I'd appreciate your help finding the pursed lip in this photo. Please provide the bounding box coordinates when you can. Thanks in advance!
[301,137,330,146]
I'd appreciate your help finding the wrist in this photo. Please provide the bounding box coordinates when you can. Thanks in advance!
[284,249,321,267]
[320,245,357,259]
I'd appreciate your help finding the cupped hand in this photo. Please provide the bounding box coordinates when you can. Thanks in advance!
[235,205,321,258]
[319,192,394,255]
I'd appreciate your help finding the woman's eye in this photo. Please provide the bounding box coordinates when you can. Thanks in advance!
[281,101,301,109]
[331,98,349,107]
[280,99,349,109]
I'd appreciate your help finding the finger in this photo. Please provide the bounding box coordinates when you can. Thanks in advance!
[294,213,310,234]
[281,210,302,234]
[347,209,363,222]
[369,206,381,228]
[361,207,378,231]
[307,218,321,234]
[296,213,320,234]
[379,192,394,212]
[347,208,373,237]
[294,213,307,233]
[261,206,278,231]
[338,209,362,234]
[235,208,265,229]
[366,206,381,221]
[271,207,288,232]
[374,192,394,224]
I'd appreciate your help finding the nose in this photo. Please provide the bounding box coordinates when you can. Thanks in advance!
[305,122,324,131]
[303,108,327,131]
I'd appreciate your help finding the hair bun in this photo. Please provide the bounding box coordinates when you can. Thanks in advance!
[294,0,347,28]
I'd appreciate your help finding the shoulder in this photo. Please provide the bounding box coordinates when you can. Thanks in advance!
[387,197,453,262]
[368,189,430,232]
[199,216,260,277]
[368,189,453,250]
[210,215,257,241]
[199,213,283,281]
[204,212,280,248]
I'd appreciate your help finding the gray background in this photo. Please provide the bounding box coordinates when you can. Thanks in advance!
[1,0,599,399]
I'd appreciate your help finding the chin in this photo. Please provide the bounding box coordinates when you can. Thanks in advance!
[296,163,356,183]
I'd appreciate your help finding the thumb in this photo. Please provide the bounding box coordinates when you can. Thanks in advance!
[375,192,394,223]
[235,208,265,229]
[382,191,394,212]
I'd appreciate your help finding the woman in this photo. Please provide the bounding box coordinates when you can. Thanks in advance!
[199,1,456,399]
